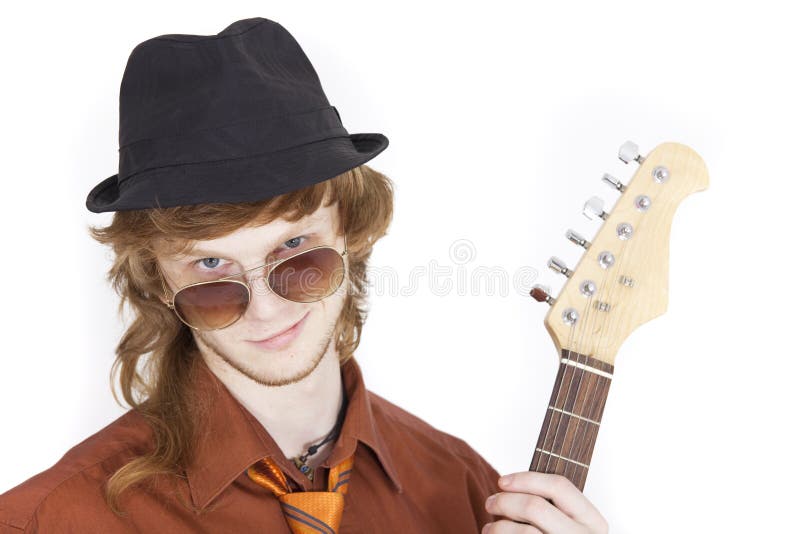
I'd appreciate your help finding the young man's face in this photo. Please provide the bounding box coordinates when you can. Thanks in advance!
[156,203,348,387]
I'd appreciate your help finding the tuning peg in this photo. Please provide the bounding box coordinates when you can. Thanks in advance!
[618,140,645,165]
[530,284,554,305]
[565,229,591,249]
[582,196,608,221]
[548,256,573,278]
[601,173,627,193]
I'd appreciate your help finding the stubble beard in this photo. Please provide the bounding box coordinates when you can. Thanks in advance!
[195,317,338,387]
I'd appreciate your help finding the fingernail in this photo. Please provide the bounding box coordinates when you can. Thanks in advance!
[499,475,512,487]
[485,494,496,508]
[481,523,490,534]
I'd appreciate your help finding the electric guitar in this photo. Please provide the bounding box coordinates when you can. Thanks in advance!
[528,141,709,490]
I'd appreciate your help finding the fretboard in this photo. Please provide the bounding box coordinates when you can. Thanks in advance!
[528,348,614,491]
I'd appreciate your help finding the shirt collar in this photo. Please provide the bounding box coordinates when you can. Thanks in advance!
[184,355,404,509]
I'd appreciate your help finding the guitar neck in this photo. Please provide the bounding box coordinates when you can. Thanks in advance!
[528,348,614,491]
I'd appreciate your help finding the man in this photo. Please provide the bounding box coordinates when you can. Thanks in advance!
[0,17,607,533]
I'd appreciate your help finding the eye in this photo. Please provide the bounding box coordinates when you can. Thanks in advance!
[283,236,306,250]
[193,257,227,271]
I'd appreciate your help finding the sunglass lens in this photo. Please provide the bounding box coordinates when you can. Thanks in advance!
[173,281,249,330]
[268,248,345,303]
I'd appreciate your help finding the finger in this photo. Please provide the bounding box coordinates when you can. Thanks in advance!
[487,491,577,533]
[482,519,543,534]
[499,472,605,524]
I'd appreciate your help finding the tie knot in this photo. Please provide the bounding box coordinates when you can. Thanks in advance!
[246,454,356,534]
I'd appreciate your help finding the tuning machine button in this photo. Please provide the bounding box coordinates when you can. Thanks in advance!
[530,284,554,305]
[565,229,591,249]
[548,256,573,278]
[582,196,608,221]
[618,140,645,165]
[602,173,627,193]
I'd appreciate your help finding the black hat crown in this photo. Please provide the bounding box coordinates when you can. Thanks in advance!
[86,17,388,213]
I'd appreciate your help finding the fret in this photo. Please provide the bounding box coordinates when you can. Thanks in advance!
[547,405,600,425]
[528,349,613,491]
[560,357,614,380]
[534,448,589,469]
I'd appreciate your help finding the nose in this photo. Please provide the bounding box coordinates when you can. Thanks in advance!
[241,271,297,323]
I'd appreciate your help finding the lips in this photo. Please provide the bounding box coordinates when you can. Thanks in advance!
[247,311,309,349]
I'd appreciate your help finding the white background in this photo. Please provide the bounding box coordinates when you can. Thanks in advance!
[1,2,798,532]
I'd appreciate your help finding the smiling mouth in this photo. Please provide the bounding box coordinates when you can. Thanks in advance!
[247,311,309,348]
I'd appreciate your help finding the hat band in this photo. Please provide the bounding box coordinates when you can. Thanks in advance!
[117,105,348,183]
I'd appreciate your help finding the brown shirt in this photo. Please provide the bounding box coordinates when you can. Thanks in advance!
[0,356,502,532]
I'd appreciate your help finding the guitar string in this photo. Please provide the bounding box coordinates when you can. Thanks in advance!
[595,182,658,367]
[541,243,605,476]
[570,186,653,488]
[549,296,593,478]
[533,311,579,473]
[536,222,611,475]
[581,187,662,487]
[541,295,591,476]
[564,236,629,487]
[555,187,643,483]
[559,278,604,483]
[555,250,612,481]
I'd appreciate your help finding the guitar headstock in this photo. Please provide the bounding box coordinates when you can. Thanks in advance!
[531,141,708,366]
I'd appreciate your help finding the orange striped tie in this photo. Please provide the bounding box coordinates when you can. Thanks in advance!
[247,454,354,534]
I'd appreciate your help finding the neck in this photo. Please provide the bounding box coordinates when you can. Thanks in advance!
[203,345,345,467]
[529,348,614,491]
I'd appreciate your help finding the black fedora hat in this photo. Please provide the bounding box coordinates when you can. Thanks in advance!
[85,17,389,213]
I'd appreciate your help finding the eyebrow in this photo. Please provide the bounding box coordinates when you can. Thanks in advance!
[183,222,323,259]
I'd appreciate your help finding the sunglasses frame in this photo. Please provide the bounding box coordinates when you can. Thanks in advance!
[158,234,348,331]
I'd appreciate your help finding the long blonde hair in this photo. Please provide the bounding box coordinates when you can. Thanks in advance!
[87,164,394,513]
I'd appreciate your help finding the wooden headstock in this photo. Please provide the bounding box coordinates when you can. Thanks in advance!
[532,141,709,366]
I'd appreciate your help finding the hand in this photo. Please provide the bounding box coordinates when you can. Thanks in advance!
[482,472,608,534]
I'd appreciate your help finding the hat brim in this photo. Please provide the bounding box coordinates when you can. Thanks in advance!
[85,133,388,213]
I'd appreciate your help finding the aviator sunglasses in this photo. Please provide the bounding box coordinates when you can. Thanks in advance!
[159,235,347,331]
